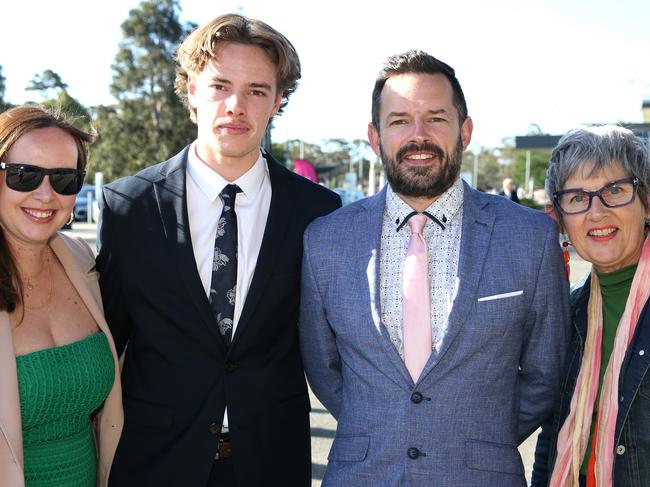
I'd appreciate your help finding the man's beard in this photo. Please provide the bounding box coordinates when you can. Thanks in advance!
[381,137,464,199]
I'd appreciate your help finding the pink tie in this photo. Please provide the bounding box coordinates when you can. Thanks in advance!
[402,214,432,382]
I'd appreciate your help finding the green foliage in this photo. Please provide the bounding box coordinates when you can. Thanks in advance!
[271,138,372,187]
[460,148,509,192]
[0,66,10,112]
[512,150,551,191]
[270,142,287,165]
[90,0,197,180]
[0,66,5,106]
[41,90,92,129]
[518,198,543,210]
[26,70,69,96]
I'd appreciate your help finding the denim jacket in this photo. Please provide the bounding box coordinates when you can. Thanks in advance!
[531,276,650,487]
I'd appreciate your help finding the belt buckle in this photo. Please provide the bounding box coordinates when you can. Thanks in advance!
[215,431,231,460]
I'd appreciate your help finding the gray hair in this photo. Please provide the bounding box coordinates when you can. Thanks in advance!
[546,125,650,215]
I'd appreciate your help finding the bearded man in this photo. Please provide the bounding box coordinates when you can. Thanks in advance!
[298,50,571,487]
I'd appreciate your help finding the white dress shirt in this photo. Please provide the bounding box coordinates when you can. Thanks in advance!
[186,143,272,427]
[379,178,464,357]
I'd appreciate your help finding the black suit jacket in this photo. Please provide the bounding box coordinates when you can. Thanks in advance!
[97,147,341,486]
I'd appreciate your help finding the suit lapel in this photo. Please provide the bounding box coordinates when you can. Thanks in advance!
[358,187,414,387]
[0,312,23,475]
[153,148,226,349]
[420,183,495,378]
[233,155,293,344]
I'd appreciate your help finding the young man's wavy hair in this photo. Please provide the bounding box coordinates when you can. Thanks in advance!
[175,13,301,123]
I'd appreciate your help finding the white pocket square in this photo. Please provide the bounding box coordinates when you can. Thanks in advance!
[477,290,524,302]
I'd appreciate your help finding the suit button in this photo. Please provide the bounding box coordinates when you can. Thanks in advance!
[411,392,423,404]
[209,422,220,435]
[225,361,237,372]
[616,445,626,455]
[407,447,420,459]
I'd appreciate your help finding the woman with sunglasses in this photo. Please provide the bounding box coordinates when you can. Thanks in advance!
[532,125,650,487]
[0,105,122,487]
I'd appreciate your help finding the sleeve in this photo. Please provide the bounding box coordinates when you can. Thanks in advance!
[96,186,132,357]
[517,221,571,442]
[298,223,343,419]
[530,415,553,487]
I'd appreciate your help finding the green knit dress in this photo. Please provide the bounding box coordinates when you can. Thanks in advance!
[16,332,115,487]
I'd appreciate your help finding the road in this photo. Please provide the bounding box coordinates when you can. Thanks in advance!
[67,222,591,486]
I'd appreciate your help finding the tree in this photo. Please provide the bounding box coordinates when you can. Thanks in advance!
[26,70,69,98]
[41,90,92,131]
[270,138,373,188]
[0,66,5,105]
[269,143,285,165]
[21,70,92,135]
[91,0,196,180]
[512,150,551,193]
[319,138,373,187]
[0,66,12,112]
[460,148,509,192]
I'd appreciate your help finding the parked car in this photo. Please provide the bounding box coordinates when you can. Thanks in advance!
[74,184,96,222]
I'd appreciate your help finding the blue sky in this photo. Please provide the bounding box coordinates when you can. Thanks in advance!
[2,0,649,150]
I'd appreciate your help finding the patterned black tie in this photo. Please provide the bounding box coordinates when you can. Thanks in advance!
[209,184,241,346]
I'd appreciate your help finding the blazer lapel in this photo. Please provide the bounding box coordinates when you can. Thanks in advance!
[358,187,414,388]
[0,312,24,478]
[153,148,226,349]
[233,156,292,344]
[420,183,495,378]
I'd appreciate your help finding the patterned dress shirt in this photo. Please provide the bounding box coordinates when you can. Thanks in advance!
[379,178,464,357]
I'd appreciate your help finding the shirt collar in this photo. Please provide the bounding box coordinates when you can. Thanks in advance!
[186,142,267,202]
[386,178,464,232]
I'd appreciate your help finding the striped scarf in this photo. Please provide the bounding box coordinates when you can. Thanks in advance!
[550,236,650,487]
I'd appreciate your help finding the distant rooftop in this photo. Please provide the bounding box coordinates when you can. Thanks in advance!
[515,123,650,150]
[515,135,562,150]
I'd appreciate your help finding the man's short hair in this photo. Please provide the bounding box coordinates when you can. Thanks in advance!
[371,49,468,131]
[175,13,301,122]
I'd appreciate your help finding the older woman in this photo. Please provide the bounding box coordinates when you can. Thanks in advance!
[0,105,122,487]
[532,125,650,487]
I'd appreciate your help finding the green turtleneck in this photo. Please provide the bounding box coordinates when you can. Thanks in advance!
[581,263,637,474]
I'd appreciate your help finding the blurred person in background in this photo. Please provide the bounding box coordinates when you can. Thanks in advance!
[499,177,520,204]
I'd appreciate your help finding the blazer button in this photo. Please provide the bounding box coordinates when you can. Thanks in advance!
[225,361,237,372]
[411,392,423,404]
[209,422,220,435]
[407,447,420,459]
[616,445,626,455]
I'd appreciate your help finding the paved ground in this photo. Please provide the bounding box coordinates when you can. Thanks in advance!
[68,223,591,486]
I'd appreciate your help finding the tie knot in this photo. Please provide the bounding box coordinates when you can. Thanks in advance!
[408,214,427,234]
[220,184,241,203]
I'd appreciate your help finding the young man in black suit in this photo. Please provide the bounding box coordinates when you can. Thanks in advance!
[97,13,340,487]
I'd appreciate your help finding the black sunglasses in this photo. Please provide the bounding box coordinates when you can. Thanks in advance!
[0,162,86,195]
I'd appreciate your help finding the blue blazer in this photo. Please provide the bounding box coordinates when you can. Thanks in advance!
[299,183,571,487]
